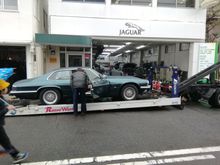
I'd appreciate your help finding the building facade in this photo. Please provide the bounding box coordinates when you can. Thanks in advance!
[34,0,206,78]
[0,0,47,81]
[1,0,208,80]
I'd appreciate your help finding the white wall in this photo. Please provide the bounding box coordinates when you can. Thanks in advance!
[160,44,189,71]
[142,47,159,63]
[48,0,206,42]
[0,0,47,78]
[131,51,141,66]
[0,0,34,44]
[33,0,48,76]
[188,43,200,77]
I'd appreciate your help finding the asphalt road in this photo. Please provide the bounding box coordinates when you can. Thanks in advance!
[1,102,220,165]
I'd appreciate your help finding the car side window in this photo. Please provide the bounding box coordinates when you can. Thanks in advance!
[49,70,71,80]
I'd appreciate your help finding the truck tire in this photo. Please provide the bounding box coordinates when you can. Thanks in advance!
[189,91,201,102]
[208,94,216,107]
[213,90,220,107]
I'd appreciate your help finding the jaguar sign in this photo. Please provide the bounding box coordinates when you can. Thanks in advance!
[119,22,145,36]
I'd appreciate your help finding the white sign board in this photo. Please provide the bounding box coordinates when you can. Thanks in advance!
[50,16,205,41]
[198,43,218,72]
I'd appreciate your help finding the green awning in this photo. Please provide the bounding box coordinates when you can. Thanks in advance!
[35,33,92,47]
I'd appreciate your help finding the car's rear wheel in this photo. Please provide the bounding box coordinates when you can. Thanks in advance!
[121,84,138,101]
[39,89,61,105]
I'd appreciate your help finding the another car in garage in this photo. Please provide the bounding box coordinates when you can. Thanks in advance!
[10,68,150,105]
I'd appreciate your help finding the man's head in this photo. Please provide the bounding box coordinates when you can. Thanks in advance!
[0,79,10,94]
[77,67,84,71]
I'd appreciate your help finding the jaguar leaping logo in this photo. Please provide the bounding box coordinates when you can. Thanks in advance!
[119,22,145,36]
[125,22,145,31]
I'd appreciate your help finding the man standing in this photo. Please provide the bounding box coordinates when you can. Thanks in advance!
[0,79,29,164]
[71,68,89,116]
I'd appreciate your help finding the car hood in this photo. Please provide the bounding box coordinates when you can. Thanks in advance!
[106,76,149,84]
[12,77,46,87]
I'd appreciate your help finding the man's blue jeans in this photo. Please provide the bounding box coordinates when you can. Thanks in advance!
[72,88,87,114]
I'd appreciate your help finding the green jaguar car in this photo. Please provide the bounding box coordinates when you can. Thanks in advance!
[10,68,150,105]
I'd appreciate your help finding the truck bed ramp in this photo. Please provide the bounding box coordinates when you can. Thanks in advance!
[179,61,220,92]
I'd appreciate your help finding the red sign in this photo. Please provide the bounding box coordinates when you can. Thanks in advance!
[45,107,73,113]
[85,53,90,59]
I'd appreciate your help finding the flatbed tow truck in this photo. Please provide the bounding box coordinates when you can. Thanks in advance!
[5,61,220,116]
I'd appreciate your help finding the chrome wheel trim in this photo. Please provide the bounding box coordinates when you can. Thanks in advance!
[123,87,136,100]
[43,90,58,105]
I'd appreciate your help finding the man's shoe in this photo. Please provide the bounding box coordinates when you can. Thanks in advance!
[13,152,29,164]
[81,112,86,116]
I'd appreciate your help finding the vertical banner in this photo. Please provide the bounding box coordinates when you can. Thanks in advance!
[198,43,218,72]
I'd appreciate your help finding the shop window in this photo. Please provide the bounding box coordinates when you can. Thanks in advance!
[60,53,66,68]
[43,10,48,32]
[0,0,18,10]
[66,47,83,51]
[179,43,190,51]
[157,0,176,7]
[62,0,105,3]
[112,0,152,6]
[177,0,195,7]
[85,47,91,52]
[60,47,65,52]
[157,0,195,8]
[85,0,105,2]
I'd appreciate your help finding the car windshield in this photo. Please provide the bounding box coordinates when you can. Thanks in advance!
[85,68,102,81]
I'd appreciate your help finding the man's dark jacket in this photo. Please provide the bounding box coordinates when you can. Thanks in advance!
[0,98,9,126]
[70,70,89,89]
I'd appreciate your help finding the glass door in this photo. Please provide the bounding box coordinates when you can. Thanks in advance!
[68,54,82,67]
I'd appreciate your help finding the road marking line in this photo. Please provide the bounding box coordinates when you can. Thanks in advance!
[150,146,220,157]
[107,154,216,165]
[18,146,220,165]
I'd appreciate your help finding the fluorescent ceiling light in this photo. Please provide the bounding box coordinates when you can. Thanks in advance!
[104,45,123,48]
[136,45,146,49]
[115,45,125,51]
[103,49,116,52]
[115,53,122,57]
[126,42,132,45]
[125,50,132,53]
[101,53,110,55]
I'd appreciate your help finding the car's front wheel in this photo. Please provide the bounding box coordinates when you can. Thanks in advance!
[39,89,61,105]
[121,84,138,101]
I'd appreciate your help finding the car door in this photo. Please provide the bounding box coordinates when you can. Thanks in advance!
[85,69,110,97]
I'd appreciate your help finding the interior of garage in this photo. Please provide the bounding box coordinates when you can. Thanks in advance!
[0,46,26,86]
[92,39,190,82]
